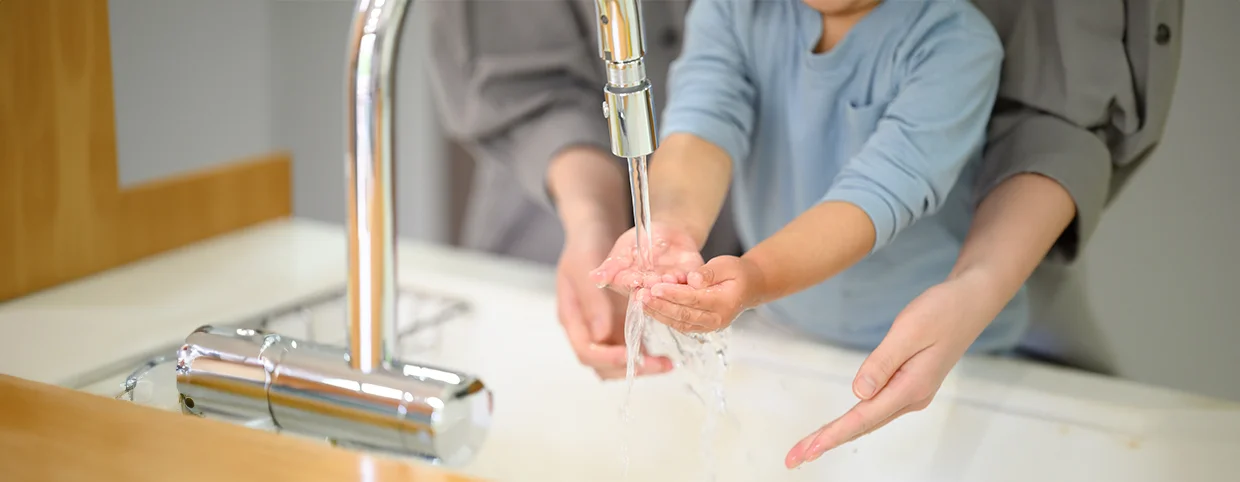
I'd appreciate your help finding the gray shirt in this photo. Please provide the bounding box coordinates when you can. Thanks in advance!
[426,0,1184,370]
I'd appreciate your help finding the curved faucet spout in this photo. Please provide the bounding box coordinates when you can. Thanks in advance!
[346,0,410,373]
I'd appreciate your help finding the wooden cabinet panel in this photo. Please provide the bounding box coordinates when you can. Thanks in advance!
[0,0,291,301]
[0,375,483,481]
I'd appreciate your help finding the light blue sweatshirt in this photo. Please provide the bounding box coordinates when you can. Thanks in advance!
[660,0,1029,352]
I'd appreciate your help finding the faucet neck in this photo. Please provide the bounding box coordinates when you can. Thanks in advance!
[345,0,412,372]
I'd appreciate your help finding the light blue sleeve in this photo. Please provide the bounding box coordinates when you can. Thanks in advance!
[821,29,1004,253]
[659,0,757,165]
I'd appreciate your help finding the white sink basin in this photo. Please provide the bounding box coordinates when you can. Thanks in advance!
[404,278,1240,482]
[78,277,1240,481]
[42,221,1239,482]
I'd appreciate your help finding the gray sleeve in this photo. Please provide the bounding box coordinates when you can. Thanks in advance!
[978,111,1113,261]
[424,0,611,211]
[1109,0,1185,202]
[973,0,1184,262]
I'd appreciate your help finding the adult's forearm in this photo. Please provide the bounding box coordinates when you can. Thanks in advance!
[547,146,632,242]
[949,173,1076,308]
[647,133,734,247]
[740,201,876,306]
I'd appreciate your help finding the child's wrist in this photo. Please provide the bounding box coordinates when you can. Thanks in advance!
[738,251,774,308]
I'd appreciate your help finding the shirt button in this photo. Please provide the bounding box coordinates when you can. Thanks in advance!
[1156,24,1172,45]
[659,28,680,48]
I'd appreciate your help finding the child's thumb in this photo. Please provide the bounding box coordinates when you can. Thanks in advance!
[688,255,742,288]
[688,262,720,289]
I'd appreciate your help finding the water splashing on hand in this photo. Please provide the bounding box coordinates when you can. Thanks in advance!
[620,154,731,481]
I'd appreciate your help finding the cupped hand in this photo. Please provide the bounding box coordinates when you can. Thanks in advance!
[785,275,996,468]
[590,222,704,295]
[636,255,765,334]
[557,230,673,380]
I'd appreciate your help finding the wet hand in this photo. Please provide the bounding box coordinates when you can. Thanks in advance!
[590,222,704,295]
[557,230,673,380]
[637,255,765,333]
[785,276,994,468]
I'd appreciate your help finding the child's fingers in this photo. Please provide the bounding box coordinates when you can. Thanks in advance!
[655,266,690,284]
[637,288,717,332]
[649,283,703,308]
[650,282,741,326]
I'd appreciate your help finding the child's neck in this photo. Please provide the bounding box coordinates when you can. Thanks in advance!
[814,3,879,53]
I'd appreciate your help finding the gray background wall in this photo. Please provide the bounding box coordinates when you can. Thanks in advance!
[107,0,1238,400]
[269,0,451,244]
[109,0,274,187]
[1077,0,1240,401]
[110,0,450,242]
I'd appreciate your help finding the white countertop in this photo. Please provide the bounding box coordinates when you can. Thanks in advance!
[2,218,1238,481]
[0,218,549,386]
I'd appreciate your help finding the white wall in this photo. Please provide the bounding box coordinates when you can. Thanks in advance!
[1080,0,1240,401]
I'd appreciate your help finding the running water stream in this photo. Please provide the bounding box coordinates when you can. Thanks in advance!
[621,155,731,481]
[620,155,654,479]
[623,155,655,391]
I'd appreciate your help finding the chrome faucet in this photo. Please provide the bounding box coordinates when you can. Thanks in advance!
[173,0,659,467]
[595,0,659,159]
[595,0,661,276]
[174,0,491,465]
[345,0,405,374]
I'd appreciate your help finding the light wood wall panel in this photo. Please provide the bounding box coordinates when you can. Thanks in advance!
[0,0,292,301]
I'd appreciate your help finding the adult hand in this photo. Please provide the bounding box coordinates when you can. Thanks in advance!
[785,273,997,468]
[637,255,766,334]
[548,147,674,380]
[556,222,674,380]
[590,222,705,295]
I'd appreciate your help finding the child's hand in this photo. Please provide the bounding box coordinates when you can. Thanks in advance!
[784,275,993,469]
[590,222,704,294]
[636,255,766,333]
